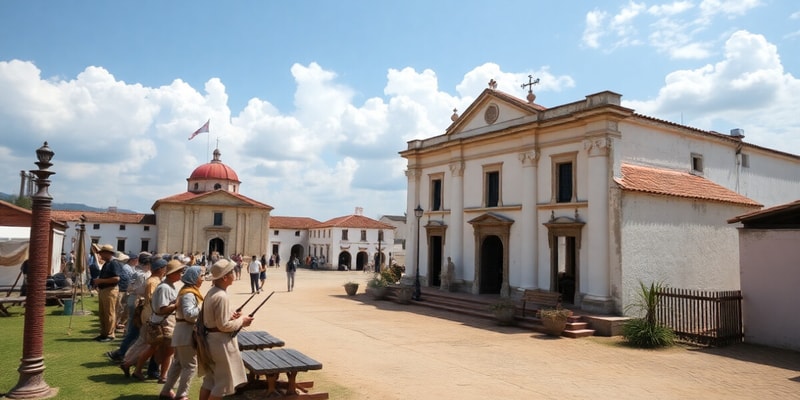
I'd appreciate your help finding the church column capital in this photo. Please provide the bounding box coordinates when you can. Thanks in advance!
[518,150,540,165]
[583,137,612,157]
[449,161,464,177]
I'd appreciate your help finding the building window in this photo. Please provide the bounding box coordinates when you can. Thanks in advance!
[144,226,150,231]
[119,225,126,231]
[378,230,384,241]
[295,230,300,237]
[214,183,222,190]
[117,239,125,252]
[274,230,279,235]
[741,153,750,168]
[193,183,199,191]
[691,153,704,174]
[93,224,100,230]
[91,237,99,245]
[342,230,349,241]
[482,163,502,208]
[360,230,367,241]
[141,239,149,252]
[213,212,223,226]
[551,152,577,203]
[430,174,443,211]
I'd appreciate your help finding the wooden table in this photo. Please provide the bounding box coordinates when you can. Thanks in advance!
[237,330,285,350]
[241,348,327,398]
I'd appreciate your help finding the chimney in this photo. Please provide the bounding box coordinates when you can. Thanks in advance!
[354,207,363,216]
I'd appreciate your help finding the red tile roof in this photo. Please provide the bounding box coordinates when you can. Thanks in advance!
[270,216,321,229]
[315,214,396,229]
[614,163,762,207]
[152,190,273,210]
[50,210,155,224]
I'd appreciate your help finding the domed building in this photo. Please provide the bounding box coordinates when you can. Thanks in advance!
[152,148,273,257]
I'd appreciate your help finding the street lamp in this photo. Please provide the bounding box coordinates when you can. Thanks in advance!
[376,229,383,272]
[412,204,423,301]
[7,142,57,399]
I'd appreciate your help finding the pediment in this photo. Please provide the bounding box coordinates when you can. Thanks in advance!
[446,89,544,136]
[187,191,254,207]
[468,212,514,226]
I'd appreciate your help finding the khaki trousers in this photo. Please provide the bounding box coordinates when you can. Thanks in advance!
[98,286,119,337]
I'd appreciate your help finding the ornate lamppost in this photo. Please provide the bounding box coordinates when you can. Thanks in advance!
[7,142,58,399]
[412,205,423,301]
[376,229,383,271]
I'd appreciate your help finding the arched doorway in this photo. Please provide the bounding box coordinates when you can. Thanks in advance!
[209,238,225,258]
[290,244,304,264]
[479,235,503,294]
[356,251,369,271]
[468,213,513,297]
[337,251,352,271]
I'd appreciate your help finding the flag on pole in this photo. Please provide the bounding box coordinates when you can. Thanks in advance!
[188,119,210,140]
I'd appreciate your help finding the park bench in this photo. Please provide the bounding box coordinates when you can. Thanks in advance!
[241,348,328,398]
[0,296,25,317]
[237,330,285,351]
[521,289,562,317]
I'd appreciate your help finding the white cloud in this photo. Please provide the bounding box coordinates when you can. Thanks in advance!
[624,30,800,154]
[582,10,608,48]
[648,1,694,16]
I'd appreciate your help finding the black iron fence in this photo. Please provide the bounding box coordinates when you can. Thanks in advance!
[656,288,743,347]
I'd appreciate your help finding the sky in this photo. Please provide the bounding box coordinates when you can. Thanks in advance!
[0,1,798,221]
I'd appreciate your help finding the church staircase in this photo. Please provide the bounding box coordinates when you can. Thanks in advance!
[385,286,595,338]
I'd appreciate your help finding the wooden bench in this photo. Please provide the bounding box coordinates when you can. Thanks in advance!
[0,296,25,317]
[237,330,285,351]
[241,348,328,398]
[521,289,562,317]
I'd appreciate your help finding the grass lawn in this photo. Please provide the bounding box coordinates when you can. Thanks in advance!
[0,295,203,399]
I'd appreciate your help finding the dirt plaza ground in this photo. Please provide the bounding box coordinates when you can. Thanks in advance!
[237,268,800,399]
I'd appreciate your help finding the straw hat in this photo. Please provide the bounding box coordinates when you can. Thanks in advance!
[209,259,235,281]
[98,244,115,254]
[164,259,186,276]
[114,251,130,262]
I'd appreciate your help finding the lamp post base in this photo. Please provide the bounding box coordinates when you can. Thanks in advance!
[412,278,422,301]
[6,357,58,399]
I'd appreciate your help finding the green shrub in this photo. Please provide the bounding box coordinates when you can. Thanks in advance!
[622,281,675,348]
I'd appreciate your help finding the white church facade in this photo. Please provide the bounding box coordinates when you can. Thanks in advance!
[401,87,800,315]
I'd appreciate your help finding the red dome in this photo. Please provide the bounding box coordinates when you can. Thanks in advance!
[189,162,239,181]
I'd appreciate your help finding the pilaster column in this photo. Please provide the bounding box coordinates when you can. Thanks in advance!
[518,150,539,289]
[582,137,613,313]
[405,168,421,279]
[448,161,464,278]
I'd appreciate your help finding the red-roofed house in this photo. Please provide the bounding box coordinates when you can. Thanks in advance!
[401,87,800,314]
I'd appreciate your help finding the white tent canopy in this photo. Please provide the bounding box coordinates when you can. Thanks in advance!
[0,226,65,289]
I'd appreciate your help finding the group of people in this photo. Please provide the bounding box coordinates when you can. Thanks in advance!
[90,244,255,400]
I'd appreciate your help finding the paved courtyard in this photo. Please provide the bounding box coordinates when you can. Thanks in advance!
[238,268,800,399]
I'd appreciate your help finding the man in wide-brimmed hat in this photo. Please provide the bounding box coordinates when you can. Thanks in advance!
[199,259,253,400]
[93,244,124,342]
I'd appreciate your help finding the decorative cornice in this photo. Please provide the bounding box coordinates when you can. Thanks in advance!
[583,137,612,157]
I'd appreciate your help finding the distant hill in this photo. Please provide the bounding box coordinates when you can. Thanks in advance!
[0,192,137,213]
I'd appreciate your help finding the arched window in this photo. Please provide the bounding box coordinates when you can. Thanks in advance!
[214,183,222,190]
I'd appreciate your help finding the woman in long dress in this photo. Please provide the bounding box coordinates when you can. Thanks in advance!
[199,259,254,400]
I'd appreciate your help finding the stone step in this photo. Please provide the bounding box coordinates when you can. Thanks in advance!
[562,329,596,339]
[566,322,589,330]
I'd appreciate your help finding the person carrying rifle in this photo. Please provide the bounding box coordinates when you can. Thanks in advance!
[199,259,254,400]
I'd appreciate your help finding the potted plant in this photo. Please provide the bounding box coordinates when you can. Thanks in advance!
[537,308,573,336]
[343,281,359,296]
[367,272,390,300]
[488,299,517,326]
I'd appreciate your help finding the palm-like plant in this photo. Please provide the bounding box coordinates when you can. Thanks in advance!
[622,281,675,348]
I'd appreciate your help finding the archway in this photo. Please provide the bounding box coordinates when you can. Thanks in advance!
[479,235,503,294]
[337,251,352,271]
[356,251,369,271]
[290,244,304,264]
[544,216,584,305]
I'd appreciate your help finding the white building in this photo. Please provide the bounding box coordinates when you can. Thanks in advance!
[52,209,156,257]
[400,87,800,315]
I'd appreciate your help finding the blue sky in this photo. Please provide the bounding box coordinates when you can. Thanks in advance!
[0,1,798,220]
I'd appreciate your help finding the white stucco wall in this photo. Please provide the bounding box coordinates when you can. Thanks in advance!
[63,221,156,255]
[619,193,752,313]
[738,229,800,351]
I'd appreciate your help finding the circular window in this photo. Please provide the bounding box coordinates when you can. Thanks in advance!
[484,104,499,125]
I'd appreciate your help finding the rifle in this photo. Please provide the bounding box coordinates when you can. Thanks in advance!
[235,291,258,313]
[232,291,275,338]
